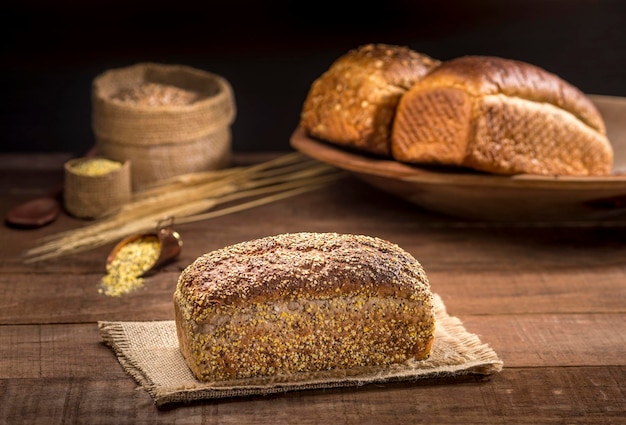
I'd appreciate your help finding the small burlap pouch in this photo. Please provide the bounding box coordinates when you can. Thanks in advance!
[64,157,131,219]
[99,294,503,408]
[92,63,236,190]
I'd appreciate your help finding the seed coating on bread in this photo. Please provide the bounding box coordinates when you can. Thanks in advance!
[174,232,436,382]
[300,44,440,156]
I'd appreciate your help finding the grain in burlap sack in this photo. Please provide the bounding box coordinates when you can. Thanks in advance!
[64,157,131,219]
[92,63,236,190]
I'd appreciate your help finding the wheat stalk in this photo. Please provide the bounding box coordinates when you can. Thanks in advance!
[24,153,344,263]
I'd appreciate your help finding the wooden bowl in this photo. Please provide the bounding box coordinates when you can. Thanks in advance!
[290,95,626,222]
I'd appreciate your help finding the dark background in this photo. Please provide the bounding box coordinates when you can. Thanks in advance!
[2,0,625,155]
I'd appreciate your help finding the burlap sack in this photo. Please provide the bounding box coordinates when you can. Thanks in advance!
[64,157,131,219]
[92,63,236,190]
[99,294,503,408]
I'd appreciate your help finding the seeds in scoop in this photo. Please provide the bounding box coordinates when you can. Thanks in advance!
[71,158,123,177]
[99,236,161,297]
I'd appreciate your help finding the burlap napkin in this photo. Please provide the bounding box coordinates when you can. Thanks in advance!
[99,294,503,407]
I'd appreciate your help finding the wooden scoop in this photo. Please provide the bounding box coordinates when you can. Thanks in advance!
[106,217,183,277]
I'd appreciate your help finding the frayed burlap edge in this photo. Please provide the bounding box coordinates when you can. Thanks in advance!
[99,294,503,408]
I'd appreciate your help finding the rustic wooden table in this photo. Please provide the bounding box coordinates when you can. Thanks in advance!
[1,153,625,424]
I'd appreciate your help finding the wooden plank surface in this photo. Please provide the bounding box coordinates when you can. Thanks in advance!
[1,153,625,424]
[1,368,624,424]
[1,314,624,380]
[2,266,626,324]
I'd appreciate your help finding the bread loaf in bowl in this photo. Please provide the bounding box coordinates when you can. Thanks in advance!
[174,232,436,382]
[391,55,613,176]
[300,44,441,156]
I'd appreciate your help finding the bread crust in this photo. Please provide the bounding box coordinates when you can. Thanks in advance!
[391,55,613,175]
[174,232,436,382]
[300,44,440,156]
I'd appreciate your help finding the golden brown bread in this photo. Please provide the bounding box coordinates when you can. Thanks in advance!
[391,55,613,176]
[300,44,441,156]
[174,232,436,382]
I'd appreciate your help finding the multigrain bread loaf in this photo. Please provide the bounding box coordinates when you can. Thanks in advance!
[391,55,613,176]
[300,44,441,156]
[174,232,436,382]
